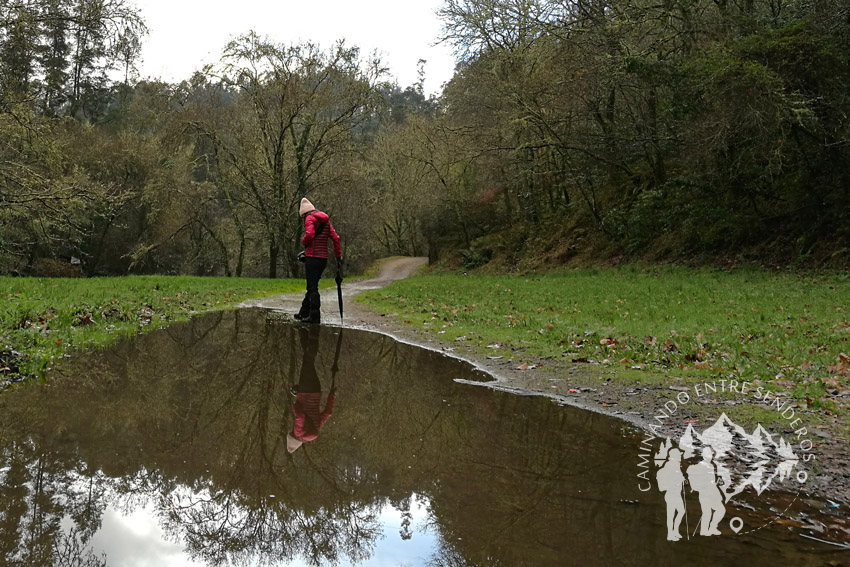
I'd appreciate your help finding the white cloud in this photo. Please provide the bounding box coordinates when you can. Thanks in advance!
[89,506,203,567]
[135,0,457,95]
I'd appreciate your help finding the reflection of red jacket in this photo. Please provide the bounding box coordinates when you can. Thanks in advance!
[302,211,341,259]
[292,392,335,442]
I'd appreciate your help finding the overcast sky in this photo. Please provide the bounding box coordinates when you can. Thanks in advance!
[135,0,458,96]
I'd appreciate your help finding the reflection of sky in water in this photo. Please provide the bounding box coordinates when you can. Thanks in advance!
[88,508,198,567]
[5,311,836,567]
[84,495,436,567]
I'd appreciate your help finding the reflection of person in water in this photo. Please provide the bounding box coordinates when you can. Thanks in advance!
[287,325,336,453]
[686,447,725,536]
[656,448,686,541]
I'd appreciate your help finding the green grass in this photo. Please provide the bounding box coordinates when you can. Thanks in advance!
[1,275,308,382]
[357,266,850,415]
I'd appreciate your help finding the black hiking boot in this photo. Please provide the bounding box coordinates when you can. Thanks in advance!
[294,294,310,321]
[302,314,321,324]
[304,291,321,324]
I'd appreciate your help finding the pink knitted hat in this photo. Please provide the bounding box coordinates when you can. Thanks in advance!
[287,432,303,453]
[299,198,315,217]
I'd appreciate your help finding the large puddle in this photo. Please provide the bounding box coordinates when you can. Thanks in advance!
[0,309,845,566]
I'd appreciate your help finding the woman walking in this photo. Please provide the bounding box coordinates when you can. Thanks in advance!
[295,198,342,324]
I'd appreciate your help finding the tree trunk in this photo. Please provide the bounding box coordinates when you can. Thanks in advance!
[268,241,279,278]
[428,235,439,264]
[235,237,245,277]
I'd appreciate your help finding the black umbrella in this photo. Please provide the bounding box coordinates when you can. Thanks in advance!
[331,322,343,387]
[334,259,344,322]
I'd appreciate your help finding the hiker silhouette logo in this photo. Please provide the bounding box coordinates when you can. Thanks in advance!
[654,414,802,541]
[635,380,816,541]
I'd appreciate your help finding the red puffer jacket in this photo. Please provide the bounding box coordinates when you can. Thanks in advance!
[301,211,341,259]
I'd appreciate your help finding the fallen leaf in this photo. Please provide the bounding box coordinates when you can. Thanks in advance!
[826,363,849,376]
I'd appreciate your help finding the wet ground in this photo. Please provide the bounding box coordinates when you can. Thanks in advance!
[254,257,850,512]
[0,308,847,566]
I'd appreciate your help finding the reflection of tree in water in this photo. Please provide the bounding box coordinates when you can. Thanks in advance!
[427,540,505,567]
[159,487,380,566]
[0,440,108,567]
[0,309,616,567]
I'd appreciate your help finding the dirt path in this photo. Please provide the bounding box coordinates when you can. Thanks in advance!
[245,256,850,515]
[239,256,428,319]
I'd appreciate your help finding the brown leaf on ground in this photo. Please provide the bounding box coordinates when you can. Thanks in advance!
[839,352,850,364]
[644,336,657,345]
[685,350,707,362]
[826,363,850,376]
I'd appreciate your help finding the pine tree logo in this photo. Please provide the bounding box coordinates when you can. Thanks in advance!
[654,413,800,541]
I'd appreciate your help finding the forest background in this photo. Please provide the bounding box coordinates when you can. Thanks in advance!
[2,0,849,279]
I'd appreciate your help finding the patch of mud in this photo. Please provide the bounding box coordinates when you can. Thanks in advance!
[0,348,25,390]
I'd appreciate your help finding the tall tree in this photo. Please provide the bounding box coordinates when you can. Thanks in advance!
[207,32,386,278]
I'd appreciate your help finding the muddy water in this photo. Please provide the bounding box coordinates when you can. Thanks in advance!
[0,309,844,566]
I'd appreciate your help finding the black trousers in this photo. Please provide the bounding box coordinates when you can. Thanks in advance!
[298,257,327,319]
[297,325,321,393]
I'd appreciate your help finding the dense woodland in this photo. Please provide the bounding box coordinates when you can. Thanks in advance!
[2,0,849,277]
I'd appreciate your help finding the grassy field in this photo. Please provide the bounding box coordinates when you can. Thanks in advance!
[1,275,310,382]
[358,267,850,418]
